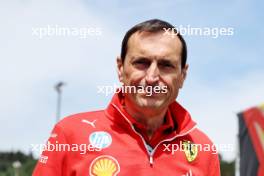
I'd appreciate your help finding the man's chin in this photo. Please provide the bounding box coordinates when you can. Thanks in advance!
[136,97,166,109]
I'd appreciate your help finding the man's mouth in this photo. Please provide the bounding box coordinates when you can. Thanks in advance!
[135,85,166,97]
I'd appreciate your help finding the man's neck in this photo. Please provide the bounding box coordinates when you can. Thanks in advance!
[124,104,167,139]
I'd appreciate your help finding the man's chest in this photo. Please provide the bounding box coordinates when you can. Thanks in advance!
[64,128,205,176]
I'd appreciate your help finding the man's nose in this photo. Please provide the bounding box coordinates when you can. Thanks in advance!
[145,62,159,85]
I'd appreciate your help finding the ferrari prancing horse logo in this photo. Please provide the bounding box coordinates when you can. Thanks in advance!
[182,140,198,162]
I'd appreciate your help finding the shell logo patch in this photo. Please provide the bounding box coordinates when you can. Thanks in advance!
[182,140,198,162]
[89,131,112,149]
[89,155,120,176]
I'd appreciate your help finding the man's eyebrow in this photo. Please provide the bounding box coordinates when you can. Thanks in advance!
[131,56,178,65]
[131,56,150,61]
[158,58,177,65]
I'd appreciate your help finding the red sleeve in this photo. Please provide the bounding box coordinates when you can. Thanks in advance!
[33,124,67,176]
[208,154,221,176]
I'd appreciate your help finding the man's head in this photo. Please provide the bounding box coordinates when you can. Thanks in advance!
[117,19,188,113]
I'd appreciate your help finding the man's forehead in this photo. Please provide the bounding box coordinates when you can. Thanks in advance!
[126,31,182,59]
[130,30,181,43]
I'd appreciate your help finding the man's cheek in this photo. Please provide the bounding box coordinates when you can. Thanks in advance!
[161,85,168,94]
[165,84,178,99]
[128,77,143,88]
[172,77,182,88]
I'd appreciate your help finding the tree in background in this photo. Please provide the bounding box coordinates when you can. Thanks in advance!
[0,151,37,176]
[219,154,235,176]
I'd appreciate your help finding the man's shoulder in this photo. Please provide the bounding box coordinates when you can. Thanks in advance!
[187,127,219,157]
[190,127,215,145]
[55,109,106,130]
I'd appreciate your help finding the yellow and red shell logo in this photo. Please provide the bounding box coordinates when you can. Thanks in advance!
[89,155,120,176]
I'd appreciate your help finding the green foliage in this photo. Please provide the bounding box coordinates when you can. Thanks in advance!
[219,154,235,176]
[0,151,37,176]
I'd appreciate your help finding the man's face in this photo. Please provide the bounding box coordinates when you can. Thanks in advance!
[117,31,188,112]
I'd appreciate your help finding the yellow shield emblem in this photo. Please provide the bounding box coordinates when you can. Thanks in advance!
[182,140,198,162]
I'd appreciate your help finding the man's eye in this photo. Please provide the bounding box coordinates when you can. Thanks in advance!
[133,59,150,67]
[134,60,148,64]
[160,62,174,68]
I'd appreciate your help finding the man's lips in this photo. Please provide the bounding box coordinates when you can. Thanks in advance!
[137,90,165,97]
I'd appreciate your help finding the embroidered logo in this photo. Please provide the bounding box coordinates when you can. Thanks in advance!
[82,119,96,128]
[89,131,112,149]
[182,140,198,162]
[39,155,48,164]
[89,155,120,176]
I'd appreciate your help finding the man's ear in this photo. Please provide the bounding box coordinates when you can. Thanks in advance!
[116,56,124,83]
[179,64,189,88]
